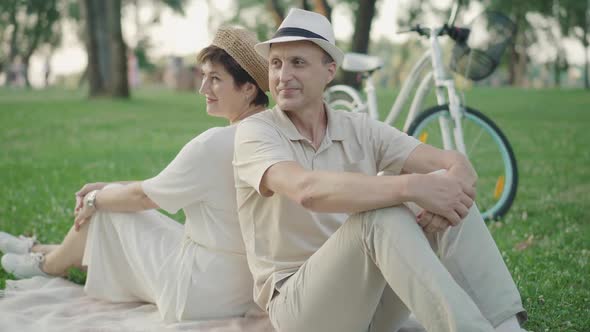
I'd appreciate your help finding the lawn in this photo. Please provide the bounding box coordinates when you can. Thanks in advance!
[0,86,588,331]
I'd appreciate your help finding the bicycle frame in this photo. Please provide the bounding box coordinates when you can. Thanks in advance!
[326,3,519,220]
[357,28,468,154]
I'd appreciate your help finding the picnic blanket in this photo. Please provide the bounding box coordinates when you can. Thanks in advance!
[0,277,274,332]
[0,277,426,332]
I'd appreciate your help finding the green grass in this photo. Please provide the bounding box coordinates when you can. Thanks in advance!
[1,87,589,331]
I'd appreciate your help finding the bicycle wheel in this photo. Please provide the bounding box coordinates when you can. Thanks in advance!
[407,105,518,220]
[324,85,364,113]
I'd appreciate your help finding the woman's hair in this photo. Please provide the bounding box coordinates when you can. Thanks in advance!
[197,45,269,107]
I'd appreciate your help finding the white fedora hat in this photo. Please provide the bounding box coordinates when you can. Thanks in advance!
[255,8,344,67]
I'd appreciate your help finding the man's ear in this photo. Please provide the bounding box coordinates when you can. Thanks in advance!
[325,62,337,85]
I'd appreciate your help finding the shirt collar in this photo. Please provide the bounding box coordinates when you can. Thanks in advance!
[273,102,345,142]
[325,103,345,141]
[273,105,304,140]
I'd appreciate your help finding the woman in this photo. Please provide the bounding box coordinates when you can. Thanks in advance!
[0,26,268,322]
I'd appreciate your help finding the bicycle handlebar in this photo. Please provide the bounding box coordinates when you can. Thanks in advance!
[397,24,470,44]
[446,25,470,43]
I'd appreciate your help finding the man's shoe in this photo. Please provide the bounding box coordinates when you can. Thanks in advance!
[1,252,51,279]
[0,232,36,254]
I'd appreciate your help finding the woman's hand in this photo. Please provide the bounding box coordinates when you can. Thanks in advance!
[75,182,107,212]
[74,192,98,231]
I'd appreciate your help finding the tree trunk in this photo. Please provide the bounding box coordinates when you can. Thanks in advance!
[312,0,332,21]
[300,0,310,11]
[342,0,378,88]
[508,41,516,85]
[585,39,589,90]
[82,0,129,98]
[4,1,19,86]
[107,0,128,97]
[508,15,529,86]
[23,55,31,88]
[509,40,527,86]
[554,56,561,87]
[516,48,527,86]
[267,0,285,29]
[22,7,45,89]
[584,0,589,89]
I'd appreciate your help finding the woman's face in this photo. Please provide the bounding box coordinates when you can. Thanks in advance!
[199,60,251,121]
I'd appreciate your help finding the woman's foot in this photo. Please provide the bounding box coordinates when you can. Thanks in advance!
[0,232,36,254]
[1,252,52,279]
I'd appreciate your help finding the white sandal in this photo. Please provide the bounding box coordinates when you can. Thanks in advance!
[0,232,37,255]
[1,252,51,279]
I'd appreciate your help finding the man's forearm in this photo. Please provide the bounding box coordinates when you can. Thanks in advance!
[298,171,414,214]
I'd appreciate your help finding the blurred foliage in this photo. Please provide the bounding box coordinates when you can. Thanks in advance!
[0,0,61,85]
[122,0,189,71]
[2,0,587,89]
[472,0,589,87]
[134,37,156,71]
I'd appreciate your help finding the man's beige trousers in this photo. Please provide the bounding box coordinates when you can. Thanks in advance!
[268,204,525,332]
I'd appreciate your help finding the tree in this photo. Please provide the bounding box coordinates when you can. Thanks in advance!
[0,1,19,79]
[341,0,378,88]
[263,0,333,28]
[471,0,558,86]
[489,1,535,86]
[81,0,129,98]
[0,0,61,87]
[311,0,332,19]
[267,0,286,28]
[532,0,589,88]
[209,0,336,54]
[585,0,589,89]
[78,0,187,98]
[0,9,7,73]
[561,0,590,89]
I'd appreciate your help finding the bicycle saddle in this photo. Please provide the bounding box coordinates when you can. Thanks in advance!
[341,52,383,73]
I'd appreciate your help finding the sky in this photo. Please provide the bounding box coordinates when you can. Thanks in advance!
[23,0,588,87]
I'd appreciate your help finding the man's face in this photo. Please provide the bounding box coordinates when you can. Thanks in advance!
[268,41,336,112]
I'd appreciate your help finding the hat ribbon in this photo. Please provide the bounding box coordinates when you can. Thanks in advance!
[272,27,328,42]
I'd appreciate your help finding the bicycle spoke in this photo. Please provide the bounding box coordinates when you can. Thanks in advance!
[466,126,485,157]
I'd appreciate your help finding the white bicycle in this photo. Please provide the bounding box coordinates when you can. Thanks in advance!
[324,6,518,220]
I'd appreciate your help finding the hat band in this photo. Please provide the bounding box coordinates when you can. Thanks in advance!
[272,27,328,42]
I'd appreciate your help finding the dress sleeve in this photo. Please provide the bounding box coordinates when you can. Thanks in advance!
[141,132,219,214]
[369,118,422,175]
[233,118,293,195]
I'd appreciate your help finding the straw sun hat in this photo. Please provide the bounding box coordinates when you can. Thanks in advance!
[211,27,269,92]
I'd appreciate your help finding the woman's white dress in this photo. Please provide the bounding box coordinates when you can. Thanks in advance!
[82,125,257,322]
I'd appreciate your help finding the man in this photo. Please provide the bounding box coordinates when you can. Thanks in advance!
[234,8,527,332]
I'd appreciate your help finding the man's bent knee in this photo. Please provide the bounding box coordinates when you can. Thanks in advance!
[358,205,416,231]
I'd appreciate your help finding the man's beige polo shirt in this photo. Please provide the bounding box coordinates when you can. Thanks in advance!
[233,105,421,310]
